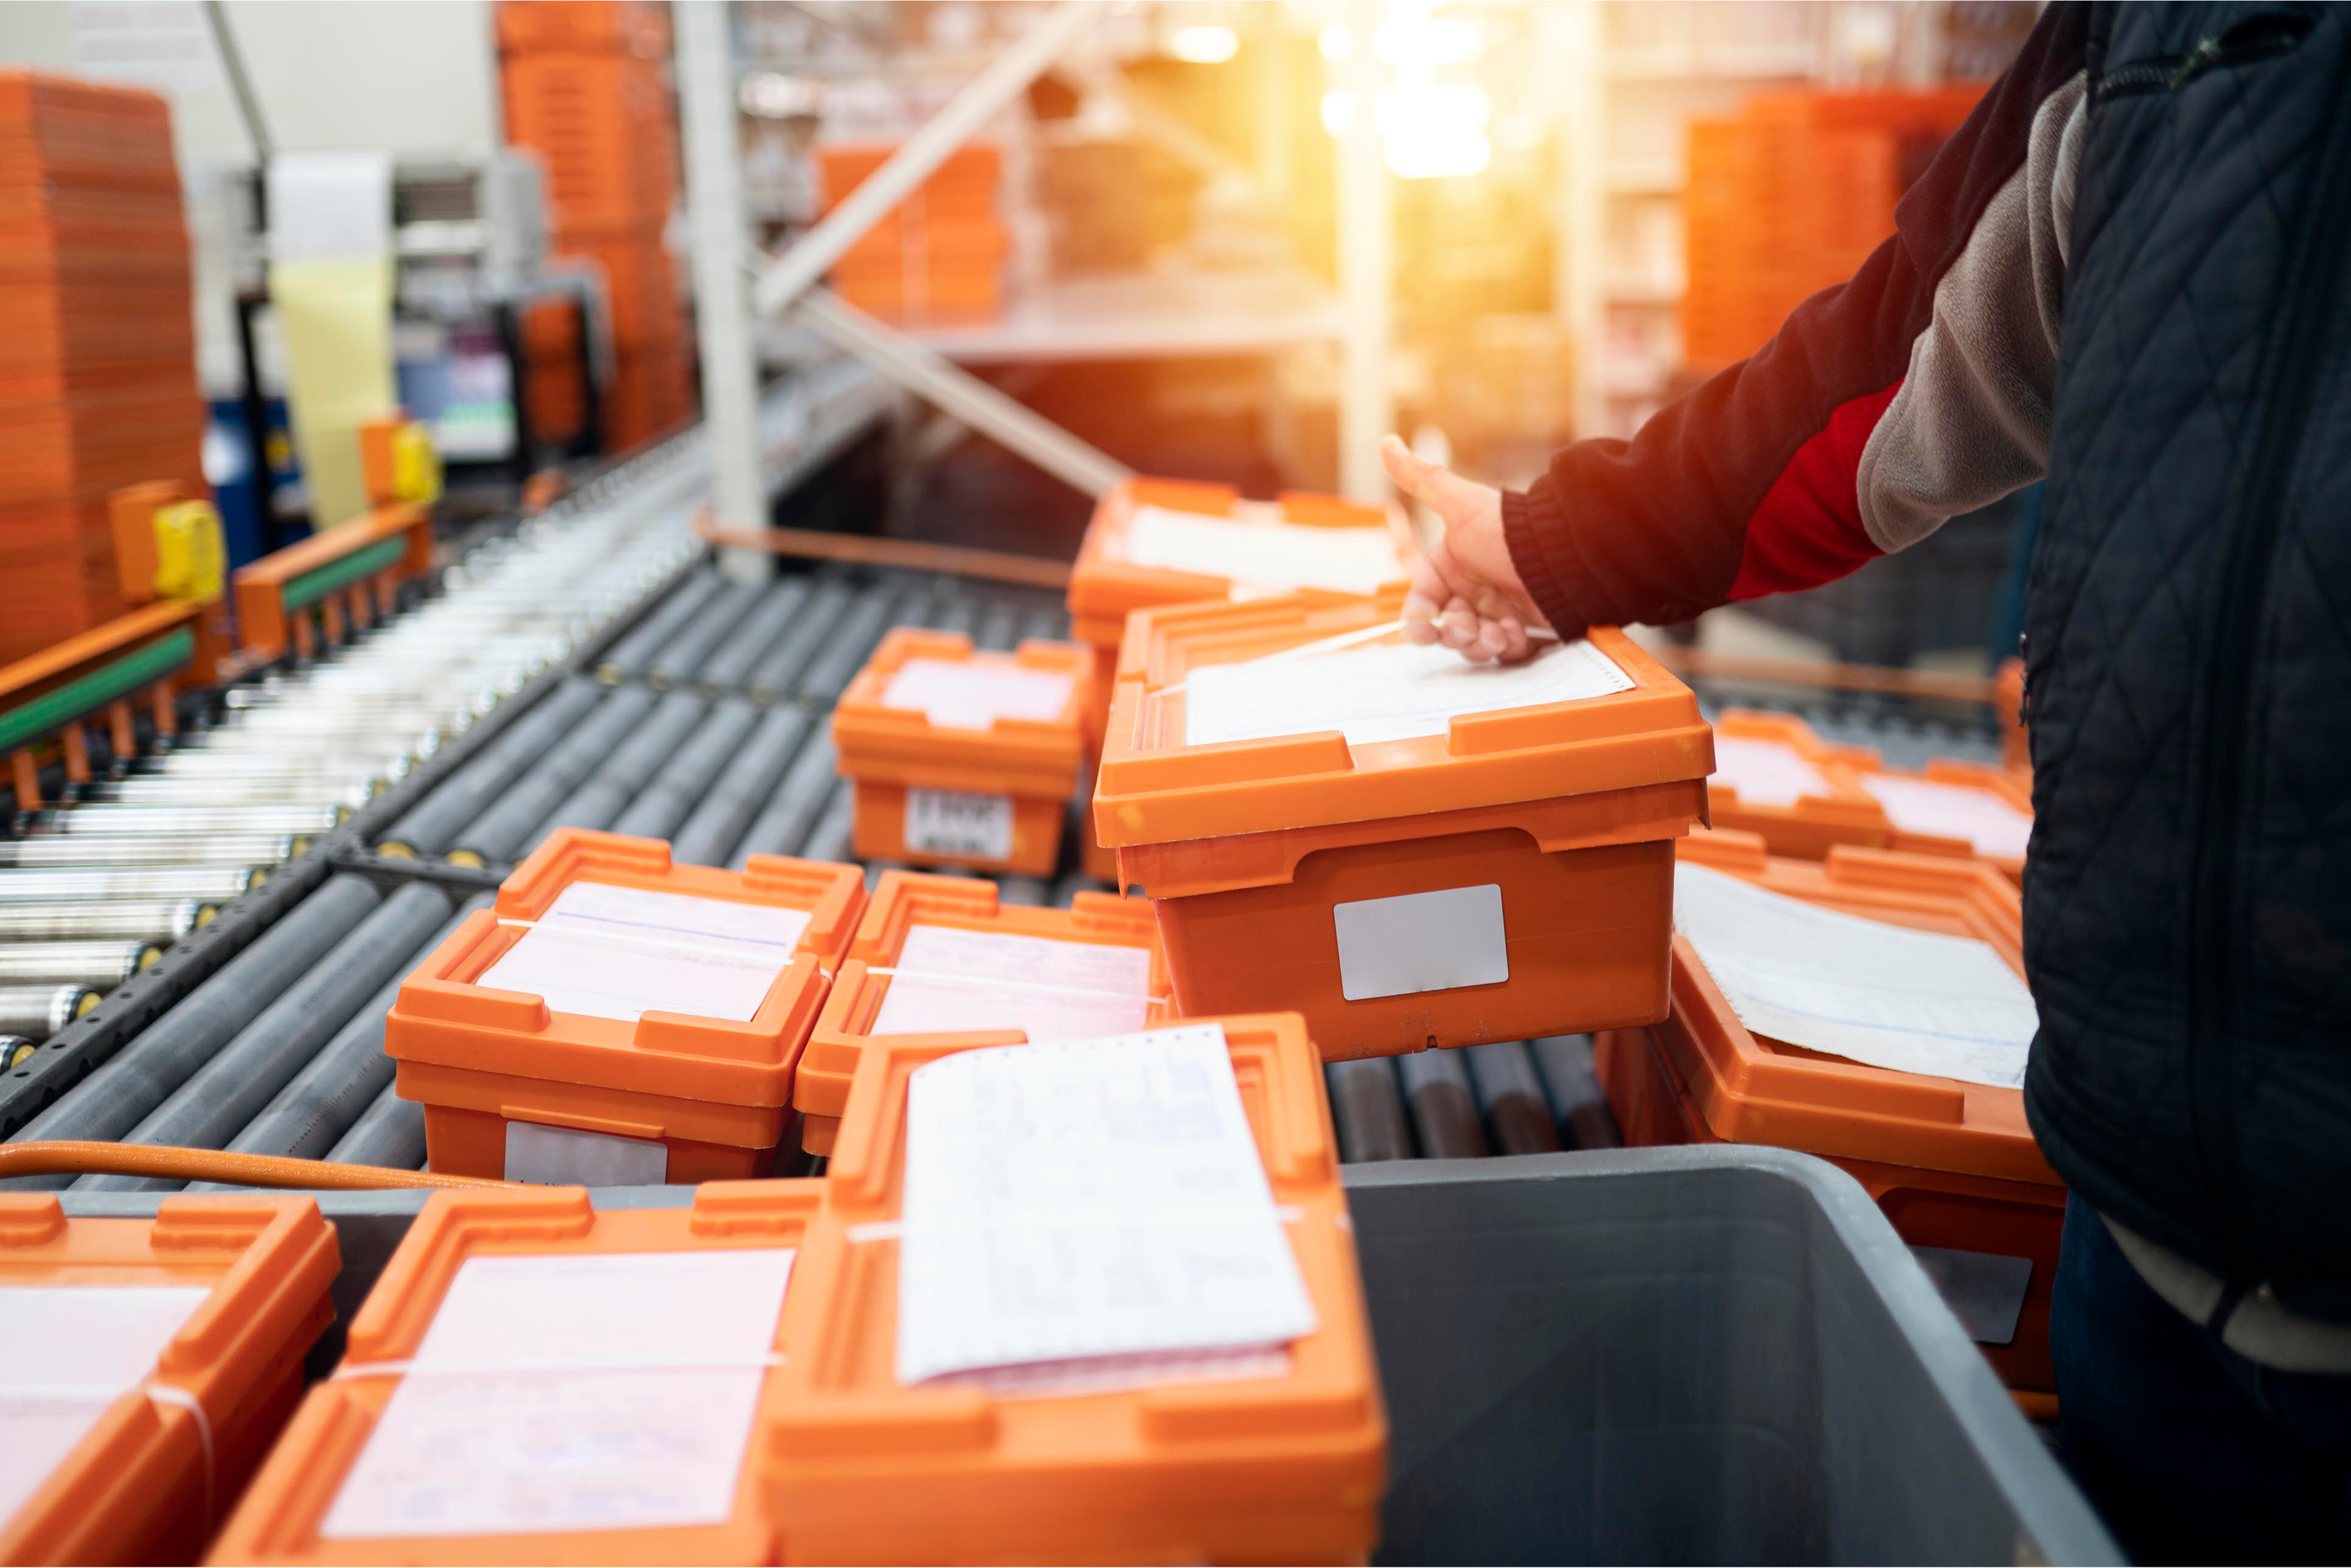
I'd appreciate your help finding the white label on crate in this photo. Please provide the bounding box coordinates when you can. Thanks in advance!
[881,658,1076,731]
[1908,1246,2034,1347]
[1332,885,1510,1002]
[1673,862,2038,1090]
[503,1121,670,1187]
[476,882,810,1025]
[1710,736,1832,809]
[0,1284,210,1522]
[1123,504,1405,596]
[871,925,1155,1042]
[1855,774,2033,860]
[321,1249,795,1540]
[1183,636,1634,750]
[902,788,1014,861]
[896,1024,1315,1390]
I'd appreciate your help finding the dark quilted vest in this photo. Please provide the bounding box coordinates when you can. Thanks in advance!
[2024,1,2351,1317]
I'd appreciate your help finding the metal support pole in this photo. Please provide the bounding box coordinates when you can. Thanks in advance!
[750,0,1097,319]
[1336,1,1393,503]
[792,291,1131,498]
[675,0,770,584]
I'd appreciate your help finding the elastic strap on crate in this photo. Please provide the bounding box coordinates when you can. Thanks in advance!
[1152,618,1561,698]
[143,1382,216,1531]
[846,1205,1307,1244]
[863,965,1169,1009]
[330,1351,788,1381]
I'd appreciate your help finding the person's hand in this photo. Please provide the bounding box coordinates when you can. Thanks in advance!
[1382,434,1547,664]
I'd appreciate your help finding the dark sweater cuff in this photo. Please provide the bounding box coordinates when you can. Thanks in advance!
[1502,483,1588,639]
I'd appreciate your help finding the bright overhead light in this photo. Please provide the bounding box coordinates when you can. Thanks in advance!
[1169,24,1239,63]
[1323,82,1492,179]
[1376,16,1482,66]
[1318,22,1353,61]
[1320,88,1356,137]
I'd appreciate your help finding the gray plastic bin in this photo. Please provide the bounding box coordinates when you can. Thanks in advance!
[1345,1147,2118,1565]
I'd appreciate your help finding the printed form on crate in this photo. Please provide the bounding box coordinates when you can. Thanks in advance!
[881,658,1076,731]
[1121,503,1404,597]
[1711,735,1833,807]
[0,1284,210,1521]
[896,1023,1318,1393]
[1673,862,2039,1090]
[1183,634,1635,749]
[1858,773,2033,860]
[870,923,1156,1040]
[320,1248,796,1540]
[475,880,812,1023]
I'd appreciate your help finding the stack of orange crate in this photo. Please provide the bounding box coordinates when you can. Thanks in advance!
[496,0,692,451]
[1682,86,1982,372]
[0,72,204,666]
[818,142,1006,324]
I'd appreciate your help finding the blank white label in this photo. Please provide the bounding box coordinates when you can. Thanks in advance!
[321,1249,795,1541]
[1909,1245,2033,1347]
[882,658,1076,731]
[1123,503,1404,596]
[1332,884,1510,1002]
[504,1121,669,1187]
[902,788,1014,861]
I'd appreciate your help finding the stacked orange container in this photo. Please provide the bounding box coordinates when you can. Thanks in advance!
[1683,86,1984,369]
[792,869,1173,1154]
[1705,709,1894,859]
[1594,827,2062,1398]
[0,72,205,665]
[0,1193,339,1564]
[386,828,865,1184]
[496,0,691,450]
[817,143,1006,323]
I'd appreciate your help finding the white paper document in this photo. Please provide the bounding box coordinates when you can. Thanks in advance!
[322,1249,795,1540]
[871,924,1155,1041]
[1183,636,1634,749]
[1673,862,2039,1090]
[476,880,810,1024]
[1711,736,1832,808]
[1857,774,2033,860]
[0,1284,210,1521]
[1123,504,1404,597]
[882,658,1076,731]
[895,1024,1317,1390]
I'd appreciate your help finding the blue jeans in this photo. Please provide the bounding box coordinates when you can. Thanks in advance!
[2053,1193,2351,1563]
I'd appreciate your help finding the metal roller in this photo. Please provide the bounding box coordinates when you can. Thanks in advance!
[33,802,347,835]
[798,779,857,865]
[695,579,810,694]
[745,580,853,703]
[445,685,658,865]
[610,697,761,841]
[376,677,608,857]
[1529,1035,1623,1151]
[645,580,765,689]
[122,751,398,786]
[0,835,301,870]
[326,1078,427,1170]
[927,599,981,641]
[661,706,808,868]
[0,943,159,989]
[995,876,1049,907]
[1463,1040,1565,1157]
[974,602,1022,650]
[78,880,459,1191]
[860,860,908,891]
[1016,605,1069,644]
[0,984,97,1042]
[726,733,840,869]
[4,874,385,1173]
[0,865,265,905]
[1049,869,1112,908]
[2,1036,33,1071]
[594,568,724,684]
[0,900,213,945]
[1396,1049,1490,1160]
[192,893,490,1175]
[1326,1059,1413,1163]
[796,587,901,704]
[90,777,377,812]
[532,689,710,843]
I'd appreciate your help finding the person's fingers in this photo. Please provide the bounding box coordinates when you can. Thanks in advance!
[1439,596,1481,650]
[1401,559,1452,643]
[1381,433,1490,524]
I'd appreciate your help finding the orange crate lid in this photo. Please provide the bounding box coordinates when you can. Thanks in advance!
[209,1181,818,1565]
[0,1193,340,1567]
[1706,709,1893,857]
[1845,753,2033,880]
[831,629,1089,799]
[759,1013,1385,1564]
[1661,828,2052,1185]
[794,870,1174,1125]
[1096,587,1713,849]
[386,828,865,1122]
[1066,476,1413,649]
